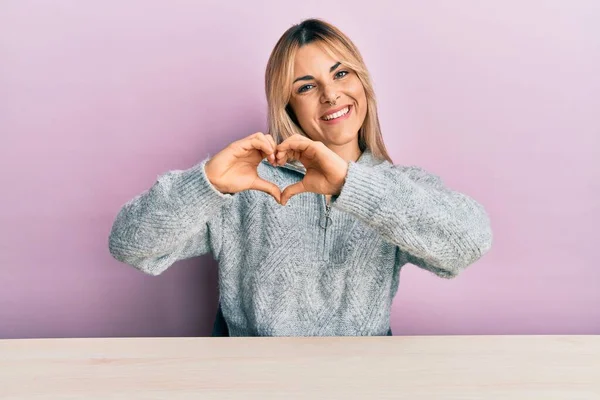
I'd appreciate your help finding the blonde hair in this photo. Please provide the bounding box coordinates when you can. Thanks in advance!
[265,18,393,163]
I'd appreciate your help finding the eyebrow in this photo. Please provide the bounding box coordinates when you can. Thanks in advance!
[293,62,342,84]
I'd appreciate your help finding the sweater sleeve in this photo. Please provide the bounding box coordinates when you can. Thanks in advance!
[108,157,233,276]
[332,161,493,278]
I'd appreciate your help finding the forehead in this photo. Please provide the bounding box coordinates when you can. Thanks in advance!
[293,43,339,74]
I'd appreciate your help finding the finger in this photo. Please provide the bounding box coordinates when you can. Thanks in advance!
[252,138,273,159]
[241,132,273,151]
[275,136,305,163]
[265,133,277,149]
[276,134,309,148]
[259,132,275,152]
[255,132,275,155]
[274,134,306,155]
[275,149,290,166]
[239,137,274,159]
[281,181,306,206]
[276,138,312,154]
[276,140,318,165]
[275,148,302,166]
[250,177,282,204]
[265,134,277,165]
[286,133,308,142]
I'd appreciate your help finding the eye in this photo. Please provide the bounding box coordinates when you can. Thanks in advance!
[298,84,314,94]
[297,71,349,93]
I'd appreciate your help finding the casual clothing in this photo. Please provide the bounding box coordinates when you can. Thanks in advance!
[109,149,492,336]
[210,302,392,336]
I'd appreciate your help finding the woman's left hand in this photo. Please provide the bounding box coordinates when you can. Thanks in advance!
[274,134,349,206]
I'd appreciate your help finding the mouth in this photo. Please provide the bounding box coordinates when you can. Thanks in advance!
[320,104,352,123]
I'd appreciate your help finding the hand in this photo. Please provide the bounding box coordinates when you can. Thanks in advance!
[205,132,281,203]
[275,134,349,206]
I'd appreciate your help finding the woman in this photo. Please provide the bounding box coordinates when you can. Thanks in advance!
[109,18,493,337]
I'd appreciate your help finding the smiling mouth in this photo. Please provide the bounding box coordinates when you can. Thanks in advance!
[321,105,352,121]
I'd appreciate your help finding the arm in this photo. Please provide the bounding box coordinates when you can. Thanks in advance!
[108,157,233,276]
[332,162,493,278]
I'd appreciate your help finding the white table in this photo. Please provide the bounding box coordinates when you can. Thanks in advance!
[1,335,599,399]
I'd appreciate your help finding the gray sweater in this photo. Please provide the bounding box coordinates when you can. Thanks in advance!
[109,149,492,336]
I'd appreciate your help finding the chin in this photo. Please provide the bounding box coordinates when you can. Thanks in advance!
[327,134,359,146]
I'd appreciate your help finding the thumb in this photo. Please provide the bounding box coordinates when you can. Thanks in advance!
[250,177,281,204]
[281,181,306,206]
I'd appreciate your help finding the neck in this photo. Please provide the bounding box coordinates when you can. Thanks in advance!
[326,141,362,163]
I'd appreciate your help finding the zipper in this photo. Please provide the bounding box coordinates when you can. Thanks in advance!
[320,195,332,259]
[320,196,332,229]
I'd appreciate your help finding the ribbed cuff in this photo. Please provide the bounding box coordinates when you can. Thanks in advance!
[172,157,233,216]
[332,162,389,220]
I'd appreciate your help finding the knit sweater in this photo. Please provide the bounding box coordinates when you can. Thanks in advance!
[108,148,493,336]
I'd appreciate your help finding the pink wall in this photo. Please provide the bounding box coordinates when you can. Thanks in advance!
[1,1,598,339]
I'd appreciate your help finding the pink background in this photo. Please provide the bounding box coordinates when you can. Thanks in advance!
[1,1,598,339]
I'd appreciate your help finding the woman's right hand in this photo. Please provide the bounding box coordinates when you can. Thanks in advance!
[205,132,281,203]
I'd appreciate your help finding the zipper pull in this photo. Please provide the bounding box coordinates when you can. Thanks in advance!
[320,204,332,229]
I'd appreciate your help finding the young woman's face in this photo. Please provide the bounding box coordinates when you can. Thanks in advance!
[288,43,367,147]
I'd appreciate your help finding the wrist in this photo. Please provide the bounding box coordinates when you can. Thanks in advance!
[203,161,230,195]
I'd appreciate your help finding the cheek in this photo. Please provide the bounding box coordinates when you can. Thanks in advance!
[354,85,367,103]
[291,100,313,120]
[302,107,323,128]
[289,101,320,134]
[351,85,368,121]
[346,79,366,103]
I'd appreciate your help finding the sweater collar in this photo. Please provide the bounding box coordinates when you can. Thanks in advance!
[262,147,380,175]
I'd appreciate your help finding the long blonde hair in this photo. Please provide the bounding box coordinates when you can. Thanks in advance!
[265,18,393,163]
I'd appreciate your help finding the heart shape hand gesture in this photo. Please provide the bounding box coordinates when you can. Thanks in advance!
[205,132,348,206]
[273,134,349,206]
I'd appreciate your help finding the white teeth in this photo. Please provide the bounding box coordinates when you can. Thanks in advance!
[323,106,349,120]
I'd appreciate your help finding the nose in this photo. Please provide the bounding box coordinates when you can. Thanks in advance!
[320,84,339,104]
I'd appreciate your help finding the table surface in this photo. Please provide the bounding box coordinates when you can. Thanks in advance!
[1,335,599,399]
